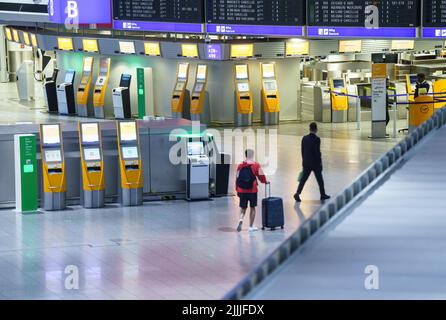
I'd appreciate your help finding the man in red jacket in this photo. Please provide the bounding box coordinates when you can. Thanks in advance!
[236,149,268,233]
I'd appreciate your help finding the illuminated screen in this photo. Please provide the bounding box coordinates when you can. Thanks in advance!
[391,40,414,51]
[42,125,60,145]
[197,65,207,81]
[58,37,73,51]
[30,34,37,47]
[23,32,30,46]
[84,148,101,161]
[12,29,19,42]
[194,83,204,93]
[182,44,198,58]
[119,122,137,142]
[262,64,275,78]
[44,150,62,163]
[286,40,309,56]
[64,71,75,83]
[175,82,185,91]
[119,41,135,54]
[264,80,277,91]
[235,65,248,80]
[237,82,250,92]
[144,42,161,56]
[5,28,12,41]
[80,75,90,85]
[339,40,362,53]
[332,79,345,88]
[122,146,139,159]
[409,75,418,84]
[83,57,93,72]
[96,76,106,86]
[100,58,110,74]
[188,142,204,156]
[83,39,99,52]
[178,63,189,79]
[231,44,253,58]
[81,123,99,143]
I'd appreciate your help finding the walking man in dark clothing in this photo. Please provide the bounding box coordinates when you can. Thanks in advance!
[294,122,331,202]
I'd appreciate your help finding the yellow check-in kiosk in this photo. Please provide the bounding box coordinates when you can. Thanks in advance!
[433,79,446,110]
[39,124,66,211]
[330,78,348,123]
[78,122,105,208]
[93,58,111,118]
[260,62,280,125]
[76,56,94,117]
[117,121,143,206]
[406,74,417,102]
[171,62,190,119]
[234,64,253,127]
[190,64,210,123]
[409,95,434,133]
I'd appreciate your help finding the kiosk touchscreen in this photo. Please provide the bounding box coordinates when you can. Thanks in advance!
[186,140,210,201]
[234,64,253,127]
[39,124,66,211]
[113,74,132,119]
[57,70,76,115]
[93,58,111,118]
[76,56,94,117]
[190,64,209,122]
[117,121,143,206]
[78,122,105,208]
[330,78,348,123]
[171,62,190,119]
[406,74,418,102]
[44,68,59,113]
[260,63,280,125]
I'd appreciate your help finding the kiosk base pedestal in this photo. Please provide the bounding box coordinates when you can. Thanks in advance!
[262,112,279,125]
[171,90,191,120]
[43,192,66,211]
[94,107,105,119]
[77,104,88,117]
[190,92,210,124]
[82,190,105,209]
[332,110,347,123]
[371,121,387,139]
[122,188,143,207]
[234,95,252,127]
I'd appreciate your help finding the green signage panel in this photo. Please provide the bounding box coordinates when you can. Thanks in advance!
[15,134,38,213]
[137,68,146,119]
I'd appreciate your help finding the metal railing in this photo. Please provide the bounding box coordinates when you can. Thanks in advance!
[223,107,446,301]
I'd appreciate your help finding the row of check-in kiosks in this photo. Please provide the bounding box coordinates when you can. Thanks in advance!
[171,62,280,126]
[39,121,210,211]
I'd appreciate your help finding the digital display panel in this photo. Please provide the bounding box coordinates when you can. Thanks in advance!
[5,27,12,41]
[122,146,139,159]
[424,0,446,27]
[235,65,248,80]
[144,42,161,56]
[12,29,19,42]
[178,63,189,79]
[119,121,137,142]
[194,83,204,93]
[262,64,275,78]
[30,34,38,47]
[205,44,223,60]
[83,148,101,161]
[286,40,309,56]
[64,71,75,84]
[197,65,207,81]
[83,57,93,73]
[58,37,73,51]
[237,82,250,92]
[22,32,30,46]
[264,80,277,91]
[42,125,61,145]
[100,58,111,75]
[44,150,62,163]
[339,40,362,53]
[391,40,415,51]
[119,41,135,54]
[83,39,99,52]
[332,79,345,88]
[81,123,100,143]
[182,44,198,58]
[187,141,204,156]
[231,44,253,58]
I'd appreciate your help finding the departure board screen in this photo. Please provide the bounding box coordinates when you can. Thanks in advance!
[424,0,446,27]
[205,0,305,36]
[308,0,419,27]
[113,0,204,33]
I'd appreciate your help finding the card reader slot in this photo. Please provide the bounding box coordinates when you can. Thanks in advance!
[267,95,277,99]
[94,89,102,93]
[48,168,62,174]
[192,96,200,100]
[240,96,251,100]
[125,165,140,171]
[78,88,85,92]
[87,167,101,172]
[172,95,180,99]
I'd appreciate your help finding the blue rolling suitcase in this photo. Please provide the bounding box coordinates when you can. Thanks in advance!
[262,183,284,231]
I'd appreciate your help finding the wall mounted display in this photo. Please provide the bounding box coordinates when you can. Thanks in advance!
[12,29,19,42]
[30,34,38,47]
[181,44,199,58]
[285,40,309,56]
[4,27,12,41]
[113,0,203,33]
[22,32,30,46]
[57,37,74,51]
[205,44,223,60]
[307,0,419,38]
[231,44,254,59]
[48,0,112,24]
[144,42,161,56]
[422,0,446,38]
[339,40,362,53]
[82,39,99,53]
[391,40,415,51]
[205,0,305,36]
[119,41,135,54]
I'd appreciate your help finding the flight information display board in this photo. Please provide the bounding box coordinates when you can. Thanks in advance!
[113,0,203,33]
[422,0,446,38]
[205,0,305,36]
[307,0,419,38]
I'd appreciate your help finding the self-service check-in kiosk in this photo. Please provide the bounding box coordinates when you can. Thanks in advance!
[186,140,210,201]
[406,74,418,102]
[330,79,348,123]
[171,62,191,119]
[234,64,253,127]
[44,68,59,113]
[190,64,210,124]
[260,62,280,125]
[57,70,76,115]
[76,56,94,117]
[39,124,66,211]
[78,122,105,208]
[117,121,143,206]
[16,60,35,101]
[93,58,111,118]
[113,74,132,119]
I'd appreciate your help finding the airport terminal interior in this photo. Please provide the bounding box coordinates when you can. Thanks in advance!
[0,0,445,301]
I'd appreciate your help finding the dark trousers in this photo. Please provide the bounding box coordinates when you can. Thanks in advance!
[296,167,326,196]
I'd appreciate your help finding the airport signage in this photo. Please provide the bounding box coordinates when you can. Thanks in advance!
[48,0,111,24]
[113,20,203,33]
[205,44,223,61]
[206,24,303,37]
[307,27,417,38]
[422,28,446,38]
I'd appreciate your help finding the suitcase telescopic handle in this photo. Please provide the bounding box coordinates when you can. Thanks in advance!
[265,182,271,199]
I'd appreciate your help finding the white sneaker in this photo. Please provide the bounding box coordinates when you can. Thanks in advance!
[249,227,259,232]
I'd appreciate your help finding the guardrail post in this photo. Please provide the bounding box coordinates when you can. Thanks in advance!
[393,101,397,138]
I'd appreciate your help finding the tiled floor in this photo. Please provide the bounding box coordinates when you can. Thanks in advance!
[0,81,405,299]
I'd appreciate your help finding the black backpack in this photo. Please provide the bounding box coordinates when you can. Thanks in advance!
[237,165,256,190]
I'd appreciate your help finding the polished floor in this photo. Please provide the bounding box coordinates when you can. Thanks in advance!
[248,125,446,300]
[0,81,406,299]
